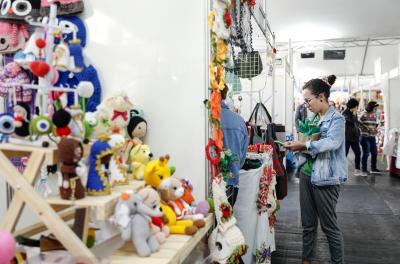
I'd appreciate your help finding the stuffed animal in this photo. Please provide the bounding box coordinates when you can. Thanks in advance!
[144,155,173,189]
[86,139,113,196]
[69,105,85,139]
[114,191,162,257]
[58,138,86,200]
[159,177,208,221]
[13,102,30,138]
[29,115,54,147]
[94,104,111,139]
[108,134,129,185]
[0,0,41,21]
[0,22,29,54]
[138,186,169,244]
[130,144,153,180]
[52,108,72,137]
[0,113,15,143]
[179,178,210,216]
[125,109,147,159]
[102,93,133,137]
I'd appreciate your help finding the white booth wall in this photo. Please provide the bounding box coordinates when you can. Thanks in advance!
[0,0,209,228]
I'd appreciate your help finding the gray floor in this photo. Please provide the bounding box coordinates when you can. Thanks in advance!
[272,154,400,264]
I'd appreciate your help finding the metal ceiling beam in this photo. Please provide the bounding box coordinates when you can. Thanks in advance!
[360,38,370,75]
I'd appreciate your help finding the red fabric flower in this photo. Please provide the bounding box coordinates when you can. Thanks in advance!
[249,0,256,6]
[224,9,232,28]
[220,203,232,220]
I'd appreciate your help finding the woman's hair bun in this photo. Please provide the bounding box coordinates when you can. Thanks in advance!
[327,75,337,86]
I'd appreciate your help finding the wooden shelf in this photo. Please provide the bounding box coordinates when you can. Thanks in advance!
[111,214,214,264]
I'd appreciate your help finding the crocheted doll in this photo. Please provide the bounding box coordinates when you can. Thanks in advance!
[69,105,85,139]
[86,139,113,195]
[0,0,41,22]
[0,113,15,143]
[103,93,133,137]
[52,108,72,137]
[58,138,86,200]
[0,22,29,54]
[57,16,87,47]
[13,102,30,138]
[124,109,147,160]
[108,134,129,185]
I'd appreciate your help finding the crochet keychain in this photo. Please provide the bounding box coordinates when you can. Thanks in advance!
[36,165,56,198]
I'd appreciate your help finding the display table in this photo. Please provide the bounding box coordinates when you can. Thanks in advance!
[111,214,213,264]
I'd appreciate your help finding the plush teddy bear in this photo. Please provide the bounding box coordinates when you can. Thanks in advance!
[130,144,153,180]
[137,186,169,244]
[144,155,174,189]
[114,191,162,257]
[102,93,133,137]
[159,177,208,221]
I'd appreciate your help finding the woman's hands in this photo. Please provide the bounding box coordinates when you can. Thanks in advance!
[283,141,307,152]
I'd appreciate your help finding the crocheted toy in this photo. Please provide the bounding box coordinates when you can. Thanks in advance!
[108,134,129,185]
[179,178,210,216]
[0,22,29,54]
[94,104,111,138]
[40,0,84,16]
[58,138,86,200]
[0,113,15,143]
[0,0,41,21]
[159,177,209,221]
[130,144,153,180]
[69,104,85,139]
[137,186,169,244]
[144,155,173,189]
[114,191,162,257]
[13,102,30,138]
[52,108,72,137]
[125,109,147,159]
[102,93,133,137]
[29,115,54,147]
[14,28,45,69]
[86,139,113,196]
[53,42,71,72]
[57,16,87,47]
[0,62,32,102]
[83,111,96,142]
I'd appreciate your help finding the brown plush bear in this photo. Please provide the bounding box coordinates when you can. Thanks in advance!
[58,138,86,200]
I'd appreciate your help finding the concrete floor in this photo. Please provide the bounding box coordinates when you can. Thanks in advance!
[272,155,400,264]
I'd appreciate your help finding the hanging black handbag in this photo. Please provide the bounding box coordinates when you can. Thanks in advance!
[234,51,263,79]
[247,102,272,145]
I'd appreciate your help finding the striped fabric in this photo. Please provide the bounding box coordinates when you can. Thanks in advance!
[359,112,378,137]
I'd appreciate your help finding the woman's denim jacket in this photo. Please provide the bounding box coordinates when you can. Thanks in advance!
[296,106,348,186]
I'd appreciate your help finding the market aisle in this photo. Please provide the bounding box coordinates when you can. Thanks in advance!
[272,155,400,264]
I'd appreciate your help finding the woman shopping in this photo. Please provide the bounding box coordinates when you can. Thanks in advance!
[284,75,347,264]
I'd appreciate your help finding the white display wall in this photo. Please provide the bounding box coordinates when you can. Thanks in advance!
[82,0,209,200]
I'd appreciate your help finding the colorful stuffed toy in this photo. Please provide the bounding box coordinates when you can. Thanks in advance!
[58,138,86,200]
[0,0,41,22]
[13,102,31,138]
[52,108,72,137]
[137,186,169,244]
[159,177,209,220]
[40,0,84,16]
[130,144,153,180]
[29,115,54,147]
[0,62,32,102]
[144,155,173,189]
[114,192,162,257]
[125,109,147,159]
[102,93,133,137]
[69,104,85,139]
[108,134,129,185]
[57,16,87,47]
[0,22,29,54]
[86,139,113,195]
[0,113,15,143]
[180,178,210,216]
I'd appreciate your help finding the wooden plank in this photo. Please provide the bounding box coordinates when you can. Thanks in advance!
[0,143,58,164]
[73,208,90,242]
[0,151,98,263]
[1,151,45,232]
[111,214,214,264]
[14,209,76,237]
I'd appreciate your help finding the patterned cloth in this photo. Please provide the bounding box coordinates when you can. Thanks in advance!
[359,111,378,137]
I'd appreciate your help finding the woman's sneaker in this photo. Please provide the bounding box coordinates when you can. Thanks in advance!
[361,171,369,177]
[371,169,381,174]
[354,169,361,176]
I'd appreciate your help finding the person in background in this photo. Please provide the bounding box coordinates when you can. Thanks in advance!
[295,102,308,132]
[284,75,346,264]
[220,84,249,207]
[342,98,361,176]
[329,100,336,108]
[359,101,381,176]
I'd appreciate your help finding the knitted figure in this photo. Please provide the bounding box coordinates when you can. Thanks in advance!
[58,138,86,200]
[69,105,85,139]
[83,111,96,142]
[13,102,30,138]
[40,0,84,16]
[94,104,111,138]
[57,16,87,47]
[114,192,162,257]
[52,108,72,137]
[130,144,153,180]
[86,139,113,195]
[137,186,170,244]
[144,155,173,189]
[29,115,54,147]
[125,109,147,160]
[0,62,32,102]
[0,0,41,21]
[102,93,133,137]
[0,113,15,143]
[0,22,29,54]
[108,134,129,185]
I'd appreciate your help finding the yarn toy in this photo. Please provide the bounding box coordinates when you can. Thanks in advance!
[102,93,133,137]
[52,108,72,137]
[0,0,41,21]
[0,22,29,54]
[29,115,54,147]
[114,192,162,257]
[13,102,30,138]
[179,178,210,216]
[58,138,86,200]
[94,105,111,138]
[0,230,16,264]
[86,139,113,196]
[108,134,129,185]
[130,144,153,180]
[83,111,97,142]
[40,0,84,16]
[0,113,15,143]
[69,105,85,139]
[29,38,50,78]
[125,109,147,159]
[144,155,173,189]
[137,186,170,244]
